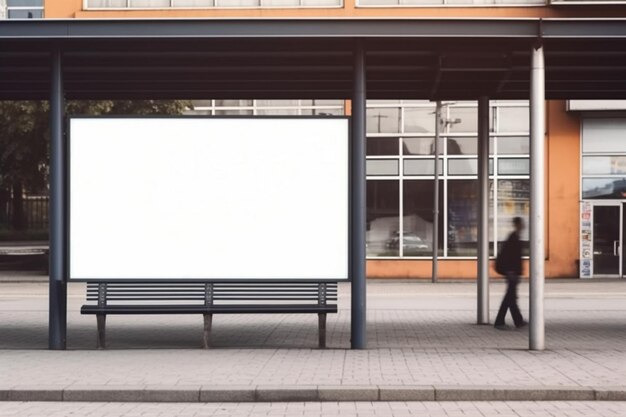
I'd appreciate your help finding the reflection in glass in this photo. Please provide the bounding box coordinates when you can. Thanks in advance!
[367,180,400,256]
[402,137,438,155]
[498,158,530,175]
[404,107,435,133]
[582,118,626,154]
[583,156,626,175]
[497,179,529,255]
[215,109,253,115]
[497,136,529,154]
[367,108,401,134]
[367,137,399,156]
[366,160,399,176]
[448,180,475,256]
[403,180,443,256]
[498,106,529,133]
[582,178,626,199]
[449,107,477,133]
[403,159,443,176]
[447,137,477,155]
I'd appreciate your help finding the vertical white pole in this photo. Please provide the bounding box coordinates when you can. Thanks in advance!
[477,96,490,325]
[529,45,545,351]
[432,101,442,283]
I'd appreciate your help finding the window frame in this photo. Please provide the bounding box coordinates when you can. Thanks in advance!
[84,0,344,10]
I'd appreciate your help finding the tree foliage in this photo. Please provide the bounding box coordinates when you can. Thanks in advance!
[0,100,190,230]
[0,100,190,193]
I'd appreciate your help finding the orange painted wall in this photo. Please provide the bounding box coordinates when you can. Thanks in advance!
[544,100,580,277]
[45,0,626,19]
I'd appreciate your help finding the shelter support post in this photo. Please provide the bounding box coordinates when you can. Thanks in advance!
[432,101,442,283]
[350,39,367,349]
[49,46,67,350]
[477,96,490,325]
[529,44,545,351]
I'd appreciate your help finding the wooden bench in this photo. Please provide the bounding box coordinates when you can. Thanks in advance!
[81,281,338,349]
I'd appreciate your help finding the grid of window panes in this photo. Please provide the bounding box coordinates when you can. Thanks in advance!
[358,0,543,5]
[366,100,530,259]
[581,118,626,200]
[86,0,342,8]
[6,0,43,18]
[189,99,345,116]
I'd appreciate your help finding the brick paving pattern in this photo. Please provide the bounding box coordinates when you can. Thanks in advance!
[1,401,625,417]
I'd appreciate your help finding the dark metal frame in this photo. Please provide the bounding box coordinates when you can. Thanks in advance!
[66,115,352,283]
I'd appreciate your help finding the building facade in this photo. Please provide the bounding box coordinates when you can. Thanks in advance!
[37,0,626,279]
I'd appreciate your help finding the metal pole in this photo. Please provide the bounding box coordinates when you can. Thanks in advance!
[477,96,490,324]
[529,44,545,351]
[350,39,367,349]
[432,101,442,283]
[49,46,67,350]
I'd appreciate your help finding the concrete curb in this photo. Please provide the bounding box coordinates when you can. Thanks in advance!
[0,385,623,403]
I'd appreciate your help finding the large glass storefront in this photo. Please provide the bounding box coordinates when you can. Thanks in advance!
[365,100,530,259]
[580,118,626,278]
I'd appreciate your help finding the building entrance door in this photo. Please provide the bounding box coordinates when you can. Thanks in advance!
[592,204,622,277]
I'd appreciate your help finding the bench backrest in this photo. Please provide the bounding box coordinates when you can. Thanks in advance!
[86,282,338,307]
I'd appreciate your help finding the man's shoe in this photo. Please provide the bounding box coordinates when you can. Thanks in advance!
[494,324,509,331]
[516,321,528,329]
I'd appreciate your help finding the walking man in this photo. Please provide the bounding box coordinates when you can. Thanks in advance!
[494,217,527,330]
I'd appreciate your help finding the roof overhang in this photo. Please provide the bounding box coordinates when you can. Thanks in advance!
[1,18,626,100]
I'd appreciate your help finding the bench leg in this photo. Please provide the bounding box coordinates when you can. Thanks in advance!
[318,313,327,349]
[203,314,212,349]
[96,314,106,349]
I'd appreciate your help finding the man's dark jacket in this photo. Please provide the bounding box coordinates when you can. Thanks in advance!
[496,231,522,276]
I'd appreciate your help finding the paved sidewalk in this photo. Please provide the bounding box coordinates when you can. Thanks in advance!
[2,401,626,417]
[1,279,624,402]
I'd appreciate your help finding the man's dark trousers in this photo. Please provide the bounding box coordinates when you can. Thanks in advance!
[495,274,524,327]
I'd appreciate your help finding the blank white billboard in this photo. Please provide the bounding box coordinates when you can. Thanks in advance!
[69,117,349,281]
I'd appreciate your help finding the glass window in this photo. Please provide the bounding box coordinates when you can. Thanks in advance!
[214,109,253,115]
[448,159,493,176]
[367,108,401,134]
[583,156,626,175]
[367,180,400,257]
[583,118,626,154]
[262,0,299,5]
[448,107,477,134]
[497,136,529,155]
[582,178,626,199]
[130,0,169,6]
[497,179,530,253]
[403,159,442,176]
[402,137,440,155]
[256,109,298,115]
[498,106,529,133]
[498,158,530,175]
[87,0,127,5]
[7,9,43,17]
[403,180,443,256]
[215,0,259,5]
[367,160,399,176]
[313,108,343,116]
[216,99,253,107]
[448,180,476,256]
[367,137,399,156]
[174,0,215,5]
[404,107,435,134]
[8,0,42,5]
[448,159,476,176]
[447,137,477,155]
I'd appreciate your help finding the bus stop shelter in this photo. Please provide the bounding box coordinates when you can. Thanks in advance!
[1,17,626,351]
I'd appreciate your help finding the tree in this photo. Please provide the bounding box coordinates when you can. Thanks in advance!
[0,100,191,231]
